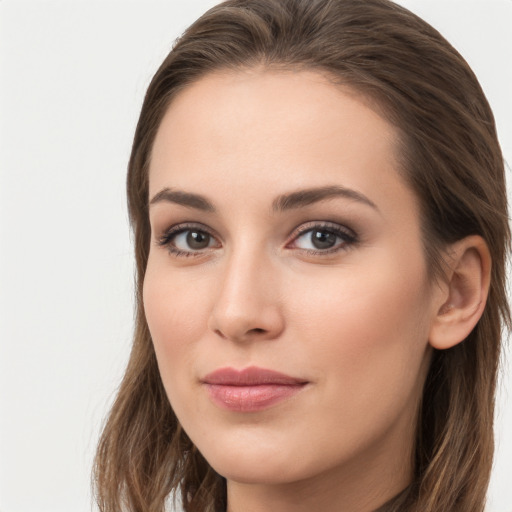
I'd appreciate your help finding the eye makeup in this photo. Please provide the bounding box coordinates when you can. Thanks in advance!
[156,222,220,258]
[155,219,359,259]
[286,221,358,256]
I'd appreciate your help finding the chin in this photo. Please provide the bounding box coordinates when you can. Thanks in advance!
[193,428,325,486]
[208,453,308,486]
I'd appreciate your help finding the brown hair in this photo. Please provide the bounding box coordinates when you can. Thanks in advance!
[93,1,510,511]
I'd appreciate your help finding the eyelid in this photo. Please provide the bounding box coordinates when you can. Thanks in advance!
[155,220,358,258]
[156,222,222,256]
[285,221,358,253]
[287,221,356,242]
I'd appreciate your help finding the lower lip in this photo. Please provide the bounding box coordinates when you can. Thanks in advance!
[204,383,306,412]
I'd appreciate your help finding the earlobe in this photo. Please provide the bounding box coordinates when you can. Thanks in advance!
[429,235,491,350]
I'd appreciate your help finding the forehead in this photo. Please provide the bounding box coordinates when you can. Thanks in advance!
[149,69,414,218]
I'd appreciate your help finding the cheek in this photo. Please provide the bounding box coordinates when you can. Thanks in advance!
[293,248,432,402]
[142,263,213,382]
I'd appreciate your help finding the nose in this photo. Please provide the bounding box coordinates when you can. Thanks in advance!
[207,248,285,343]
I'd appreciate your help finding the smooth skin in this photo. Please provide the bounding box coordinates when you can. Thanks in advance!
[143,69,490,512]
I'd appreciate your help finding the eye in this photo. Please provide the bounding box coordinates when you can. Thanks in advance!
[289,223,357,254]
[157,224,220,257]
[173,229,214,250]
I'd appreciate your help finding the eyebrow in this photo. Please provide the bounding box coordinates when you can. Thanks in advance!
[271,185,378,212]
[149,188,215,212]
[149,185,378,213]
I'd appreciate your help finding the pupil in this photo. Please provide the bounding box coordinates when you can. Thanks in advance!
[312,230,336,249]
[187,230,210,249]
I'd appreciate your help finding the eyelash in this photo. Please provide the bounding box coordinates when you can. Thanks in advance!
[156,223,218,258]
[156,221,358,258]
[287,221,358,255]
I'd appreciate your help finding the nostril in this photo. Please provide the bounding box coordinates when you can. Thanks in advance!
[213,327,265,340]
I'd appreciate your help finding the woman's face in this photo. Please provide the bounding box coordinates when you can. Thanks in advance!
[144,69,441,496]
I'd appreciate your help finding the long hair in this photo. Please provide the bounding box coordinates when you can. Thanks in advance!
[93,1,510,510]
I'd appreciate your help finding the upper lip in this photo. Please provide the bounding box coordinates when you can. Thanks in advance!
[202,366,307,386]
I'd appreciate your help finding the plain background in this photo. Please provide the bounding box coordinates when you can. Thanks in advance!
[0,1,510,511]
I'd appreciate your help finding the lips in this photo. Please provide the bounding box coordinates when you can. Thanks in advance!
[202,366,308,412]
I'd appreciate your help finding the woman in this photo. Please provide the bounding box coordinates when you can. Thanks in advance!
[93,0,510,511]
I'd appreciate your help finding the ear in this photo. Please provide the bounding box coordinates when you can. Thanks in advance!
[429,235,491,350]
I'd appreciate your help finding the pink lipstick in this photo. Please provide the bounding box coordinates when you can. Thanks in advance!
[202,366,308,412]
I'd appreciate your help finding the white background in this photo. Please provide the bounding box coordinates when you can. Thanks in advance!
[0,1,510,511]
